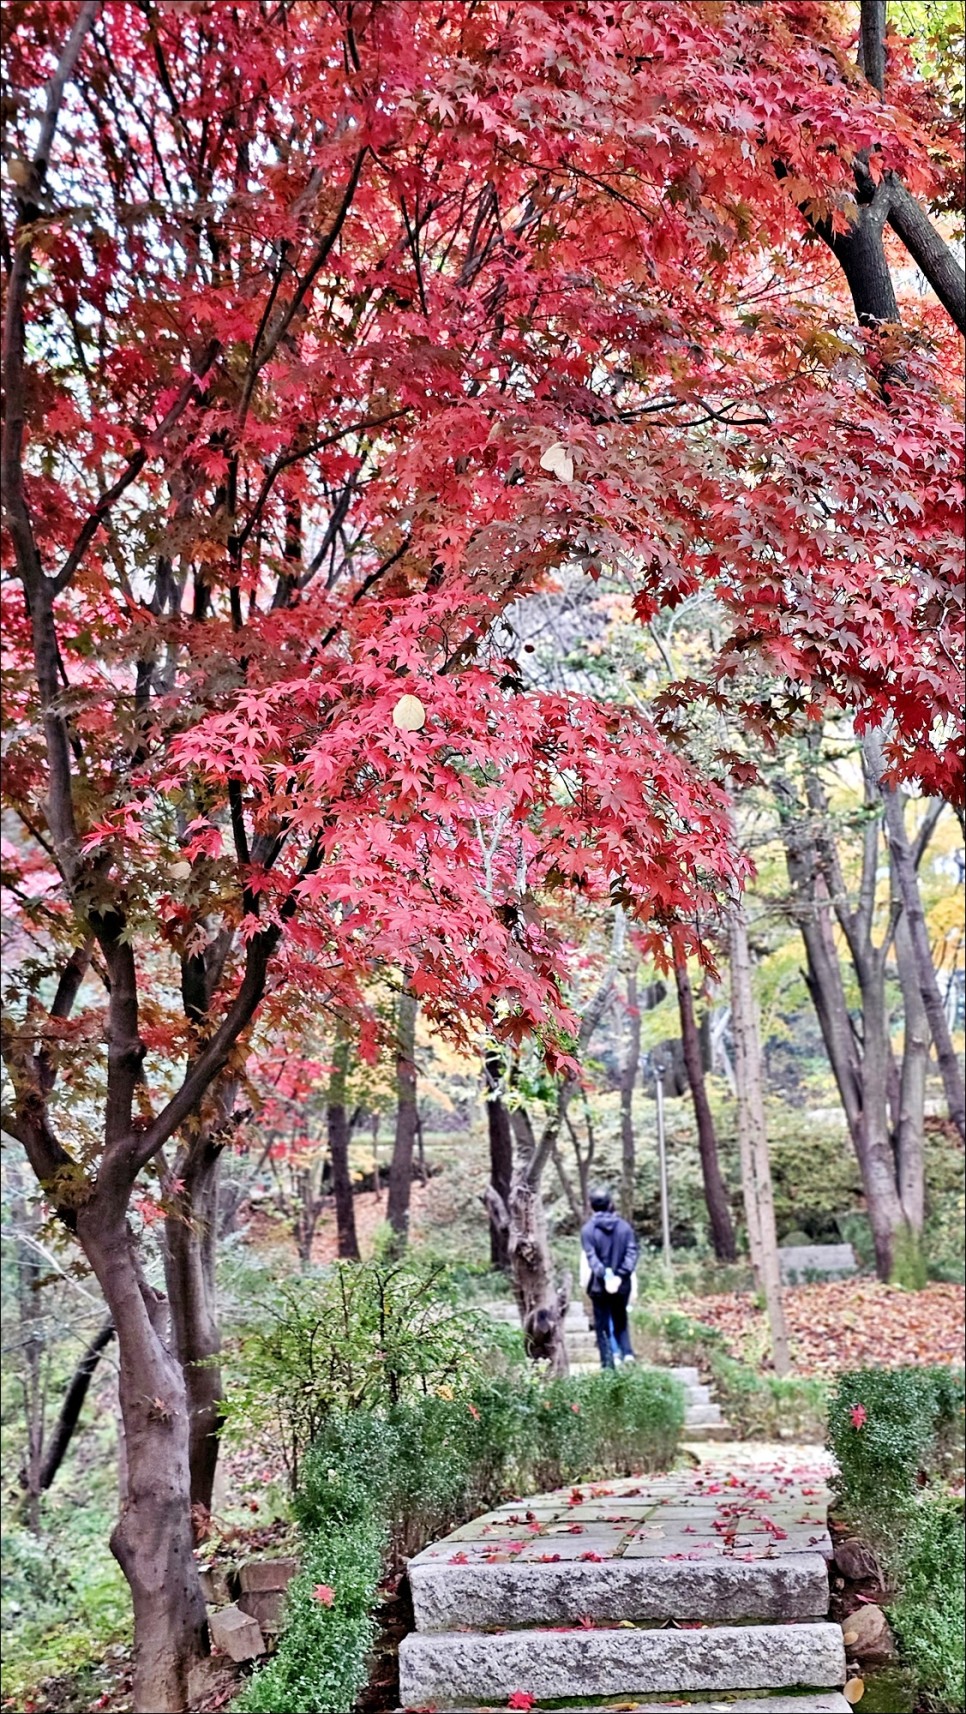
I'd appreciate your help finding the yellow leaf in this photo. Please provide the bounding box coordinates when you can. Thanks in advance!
[843,1629,859,1645]
[392,693,426,731]
[844,1678,865,1704]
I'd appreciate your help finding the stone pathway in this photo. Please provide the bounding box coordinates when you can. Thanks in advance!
[479,1298,733,1440]
[398,1444,849,1712]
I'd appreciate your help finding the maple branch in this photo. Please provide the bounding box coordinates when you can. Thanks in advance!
[234,410,407,557]
[849,0,965,334]
[52,346,218,596]
[36,938,95,1096]
[243,149,366,392]
[885,182,966,335]
[911,798,944,872]
[317,536,413,648]
[2,3,99,597]
[0,1013,77,1193]
[118,839,323,1180]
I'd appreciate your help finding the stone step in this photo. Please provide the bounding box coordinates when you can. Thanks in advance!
[408,1550,831,1632]
[407,1699,853,1714]
[398,1620,846,1706]
[669,1366,702,1385]
[685,1383,712,1406]
[684,1404,723,1426]
[564,1340,601,1360]
[682,1422,735,1443]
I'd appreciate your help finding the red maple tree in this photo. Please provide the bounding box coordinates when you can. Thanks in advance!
[2,3,962,1706]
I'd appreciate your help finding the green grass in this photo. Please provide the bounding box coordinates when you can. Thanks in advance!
[1,1474,131,1710]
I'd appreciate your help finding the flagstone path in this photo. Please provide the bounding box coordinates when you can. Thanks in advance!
[398,1443,850,1712]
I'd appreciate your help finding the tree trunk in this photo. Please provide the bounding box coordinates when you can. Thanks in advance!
[484,1050,514,1271]
[892,899,927,1235]
[619,968,641,1222]
[327,1033,360,1260]
[9,1170,45,1532]
[504,1169,569,1376]
[674,959,737,1262]
[80,1210,208,1712]
[872,760,966,1143]
[39,1318,115,1491]
[729,906,791,1375]
[854,945,909,1279]
[163,1132,224,1513]
[774,768,912,1282]
[386,988,419,1254]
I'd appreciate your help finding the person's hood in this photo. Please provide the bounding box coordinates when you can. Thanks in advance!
[593,1211,619,1231]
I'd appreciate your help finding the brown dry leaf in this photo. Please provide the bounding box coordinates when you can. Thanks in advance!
[677,1280,964,1376]
[843,1628,859,1644]
[844,1678,866,1704]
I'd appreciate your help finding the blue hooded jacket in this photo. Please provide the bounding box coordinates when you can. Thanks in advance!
[580,1209,639,1292]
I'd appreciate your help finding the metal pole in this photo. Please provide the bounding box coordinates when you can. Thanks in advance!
[655,1065,672,1268]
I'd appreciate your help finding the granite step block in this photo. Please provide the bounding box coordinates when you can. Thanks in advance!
[398,1620,846,1707]
[408,1549,831,1631]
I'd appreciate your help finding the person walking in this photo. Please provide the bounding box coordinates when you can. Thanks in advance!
[580,1187,639,1368]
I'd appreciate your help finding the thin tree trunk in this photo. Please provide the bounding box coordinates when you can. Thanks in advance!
[9,1168,45,1532]
[892,900,928,1234]
[163,1129,224,1513]
[619,968,641,1222]
[729,905,791,1376]
[484,1050,514,1270]
[38,1318,116,1491]
[775,768,910,1281]
[386,988,419,1253]
[674,959,737,1262]
[80,1211,208,1712]
[872,761,966,1143]
[371,1113,382,1206]
[327,1033,360,1260]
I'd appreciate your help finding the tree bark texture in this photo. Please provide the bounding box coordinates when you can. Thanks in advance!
[504,1170,569,1377]
[484,1050,514,1270]
[802,0,966,335]
[774,760,917,1280]
[80,1211,209,1712]
[327,1034,360,1260]
[386,988,419,1253]
[729,905,791,1375]
[674,959,737,1262]
[866,735,966,1142]
[39,1318,116,1492]
[163,1128,224,1513]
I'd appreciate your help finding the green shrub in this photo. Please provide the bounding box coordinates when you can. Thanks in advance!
[223,1257,497,1484]
[828,1366,965,1525]
[297,1363,684,1562]
[887,1492,965,1713]
[230,1267,685,1711]
[235,1514,384,1714]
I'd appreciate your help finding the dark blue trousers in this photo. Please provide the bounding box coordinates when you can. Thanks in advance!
[590,1280,633,1368]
